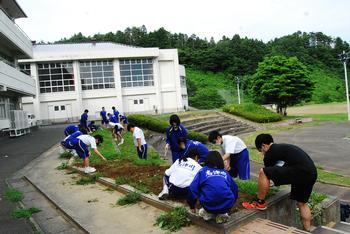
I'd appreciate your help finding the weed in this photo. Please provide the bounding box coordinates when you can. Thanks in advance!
[155,206,191,232]
[76,172,103,185]
[5,188,24,202]
[103,187,114,192]
[117,192,141,206]
[56,162,68,170]
[11,207,41,219]
[59,151,74,159]
[115,176,150,193]
[115,176,129,185]
[236,179,277,199]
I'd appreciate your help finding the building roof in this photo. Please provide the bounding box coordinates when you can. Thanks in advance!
[0,0,27,19]
[33,42,139,52]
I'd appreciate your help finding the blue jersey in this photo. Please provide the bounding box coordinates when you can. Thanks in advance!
[80,113,88,126]
[183,140,209,163]
[188,166,238,213]
[121,115,128,124]
[166,124,187,152]
[109,114,118,123]
[113,109,120,122]
[64,125,79,136]
[100,111,107,119]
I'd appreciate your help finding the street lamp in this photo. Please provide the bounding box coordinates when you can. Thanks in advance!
[339,51,350,121]
[235,76,241,104]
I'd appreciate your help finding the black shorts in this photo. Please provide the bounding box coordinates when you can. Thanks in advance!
[263,166,317,203]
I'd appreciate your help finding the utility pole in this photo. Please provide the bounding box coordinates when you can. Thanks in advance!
[236,76,241,104]
[340,51,350,121]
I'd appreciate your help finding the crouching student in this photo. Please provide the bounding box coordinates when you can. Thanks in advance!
[88,121,98,132]
[64,124,79,136]
[61,131,107,173]
[127,124,147,160]
[158,148,202,200]
[187,151,238,224]
[110,122,124,145]
[177,137,209,165]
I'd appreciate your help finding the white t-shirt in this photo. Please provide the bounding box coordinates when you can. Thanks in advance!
[77,135,97,149]
[109,122,124,129]
[221,135,247,154]
[165,158,202,188]
[133,127,146,146]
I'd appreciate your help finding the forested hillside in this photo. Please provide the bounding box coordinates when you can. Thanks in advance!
[57,26,350,109]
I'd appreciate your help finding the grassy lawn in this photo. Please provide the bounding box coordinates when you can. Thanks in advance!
[304,113,347,122]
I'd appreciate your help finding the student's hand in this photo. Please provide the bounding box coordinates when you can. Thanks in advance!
[165,144,170,151]
[190,208,196,213]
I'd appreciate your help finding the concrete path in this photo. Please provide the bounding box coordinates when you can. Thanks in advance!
[0,125,64,234]
[17,144,213,234]
[273,122,350,176]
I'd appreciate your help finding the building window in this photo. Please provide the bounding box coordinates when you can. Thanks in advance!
[134,100,138,104]
[79,60,115,90]
[182,94,188,99]
[180,76,186,87]
[139,99,144,104]
[0,51,15,67]
[54,106,59,111]
[119,58,154,88]
[37,62,75,93]
[61,105,65,110]
[0,97,18,119]
[19,64,31,76]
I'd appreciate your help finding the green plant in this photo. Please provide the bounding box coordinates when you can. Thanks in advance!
[76,172,103,185]
[11,207,41,219]
[5,188,24,202]
[235,179,277,199]
[115,176,129,185]
[117,192,142,206]
[128,114,208,143]
[223,103,282,123]
[155,206,191,232]
[59,151,74,159]
[56,162,68,170]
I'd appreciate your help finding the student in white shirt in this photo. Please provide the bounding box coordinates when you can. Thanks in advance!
[109,122,124,145]
[158,148,202,200]
[209,130,250,180]
[127,124,147,160]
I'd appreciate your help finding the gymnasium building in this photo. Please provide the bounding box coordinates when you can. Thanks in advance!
[19,42,189,124]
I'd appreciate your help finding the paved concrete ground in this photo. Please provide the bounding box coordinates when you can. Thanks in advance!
[0,125,64,233]
[18,145,212,234]
[273,122,350,176]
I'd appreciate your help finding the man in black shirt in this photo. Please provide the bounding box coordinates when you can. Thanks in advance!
[242,134,317,232]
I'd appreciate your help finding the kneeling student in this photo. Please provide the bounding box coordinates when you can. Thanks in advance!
[64,124,79,136]
[177,137,209,164]
[127,124,148,160]
[187,151,238,224]
[158,148,202,200]
[61,132,107,173]
[109,122,124,145]
[88,121,98,132]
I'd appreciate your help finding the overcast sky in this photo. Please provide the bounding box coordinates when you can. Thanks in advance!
[15,0,350,43]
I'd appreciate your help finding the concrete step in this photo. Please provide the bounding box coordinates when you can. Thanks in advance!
[201,124,253,135]
[334,222,350,232]
[185,117,232,130]
[182,115,223,126]
[190,121,242,133]
[313,226,350,234]
[221,126,256,136]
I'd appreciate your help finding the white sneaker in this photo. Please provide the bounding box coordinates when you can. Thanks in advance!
[118,138,124,146]
[215,213,230,224]
[198,208,214,221]
[158,186,169,200]
[84,167,96,174]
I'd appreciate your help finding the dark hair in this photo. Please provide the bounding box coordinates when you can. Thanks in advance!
[179,148,199,163]
[112,106,115,110]
[177,137,187,146]
[102,107,105,109]
[169,114,180,125]
[78,125,88,134]
[205,151,224,169]
[255,134,274,150]
[84,109,89,113]
[94,134,103,145]
[208,130,222,144]
[107,113,111,116]
[127,123,135,131]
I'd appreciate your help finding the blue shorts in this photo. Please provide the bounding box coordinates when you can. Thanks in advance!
[101,117,108,125]
[229,148,250,180]
[136,144,147,160]
[164,176,189,198]
[61,138,89,159]
[171,151,183,163]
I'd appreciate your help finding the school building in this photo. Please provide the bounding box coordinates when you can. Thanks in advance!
[0,0,35,130]
[19,42,189,124]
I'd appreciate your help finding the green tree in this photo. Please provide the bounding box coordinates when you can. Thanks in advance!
[251,55,314,115]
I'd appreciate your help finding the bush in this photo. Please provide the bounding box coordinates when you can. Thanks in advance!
[117,192,141,206]
[223,103,282,123]
[11,207,41,219]
[56,162,68,170]
[189,88,226,109]
[155,206,191,232]
[5,188,24,202]
[128,114,208,143]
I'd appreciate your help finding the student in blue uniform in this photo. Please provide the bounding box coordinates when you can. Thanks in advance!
[127,124,147,160]
[165,114,188,162]
[112,106,119,122]
[61,131,106,173]
[88,121,98,132]
[209,130,250,180]
[177,137,209,165]
[100,107,108,127]
[64,124,79,136]
[158,148,202,200]
[187,151,238,224]
[107,113,118,124]
[80,109,90,133]
[119,114,129,125]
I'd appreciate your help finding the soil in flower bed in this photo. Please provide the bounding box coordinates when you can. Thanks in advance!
[75,159,253,214]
